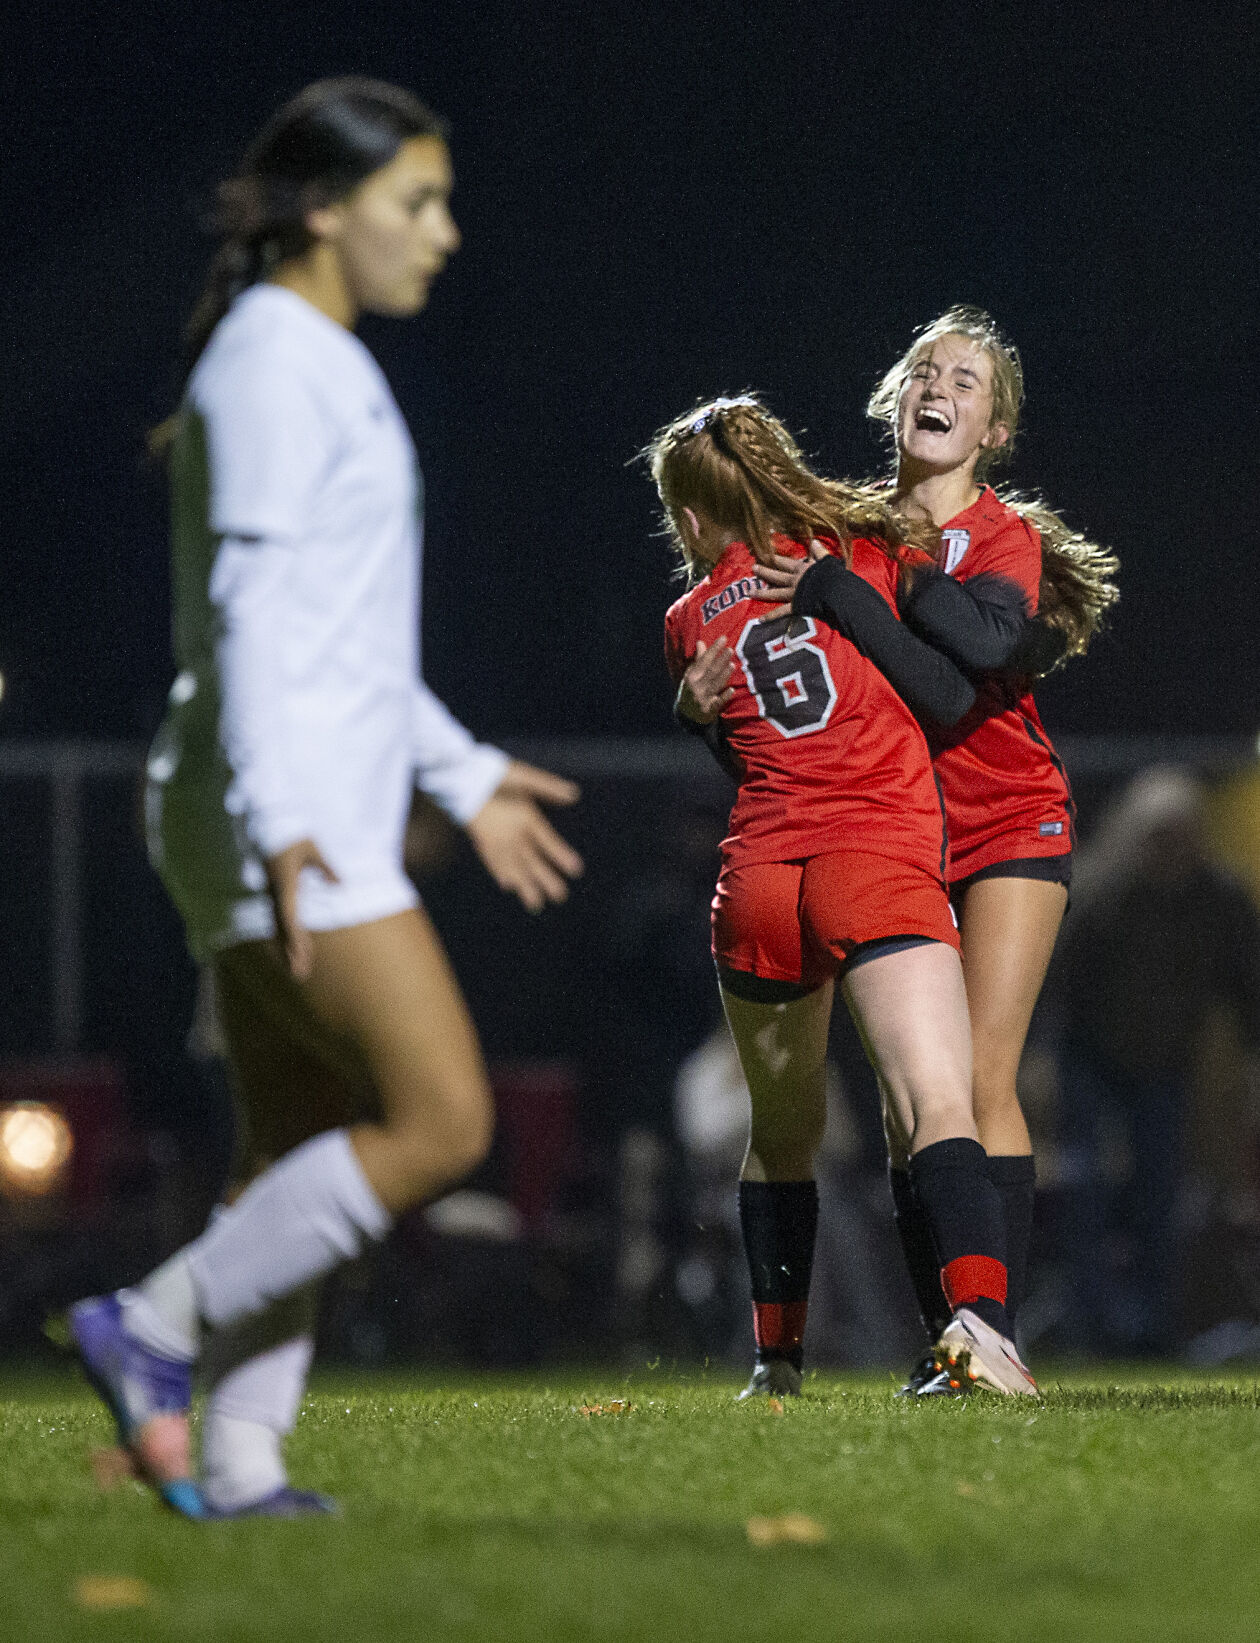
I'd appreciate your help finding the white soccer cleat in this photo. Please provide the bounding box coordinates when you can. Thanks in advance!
[933,1308,1040,1398]
[737,1359,803,1401]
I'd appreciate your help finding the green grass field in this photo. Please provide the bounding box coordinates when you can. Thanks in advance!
[2,1364,1259,1642]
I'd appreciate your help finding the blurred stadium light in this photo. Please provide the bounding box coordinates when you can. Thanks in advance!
[0,1102,73,1196]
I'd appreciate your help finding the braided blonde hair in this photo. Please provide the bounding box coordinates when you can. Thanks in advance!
[645,396,938,583]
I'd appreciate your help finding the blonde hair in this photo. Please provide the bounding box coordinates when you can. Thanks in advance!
[996,489,1120,662]
[868,305,1024,480]
[645,395,937,582]
[866,308,1118,661]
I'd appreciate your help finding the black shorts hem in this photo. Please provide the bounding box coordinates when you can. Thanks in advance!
[716,933,944,1003]
[950,852,1073,903]
[715,965,820,1004]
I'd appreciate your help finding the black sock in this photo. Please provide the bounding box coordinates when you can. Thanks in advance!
[987,1154,1035,1326]
[909,1138,1009,1338]
[888,1165,950,1343]
[738,1179,819,1372]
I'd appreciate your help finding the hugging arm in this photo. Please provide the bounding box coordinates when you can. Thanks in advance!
[898,568,1030,672]
[792,557,976,727]
[674,702,744,783]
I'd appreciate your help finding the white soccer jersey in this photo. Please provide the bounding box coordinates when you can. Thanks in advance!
[147,283,508,958]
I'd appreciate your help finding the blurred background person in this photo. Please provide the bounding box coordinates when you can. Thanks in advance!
[1052,767,1260,1355]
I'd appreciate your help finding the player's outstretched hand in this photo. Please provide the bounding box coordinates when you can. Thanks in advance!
[264,838,340,980]
[466,760,584,913]
[753,540,829,608]
[676,638,736,724]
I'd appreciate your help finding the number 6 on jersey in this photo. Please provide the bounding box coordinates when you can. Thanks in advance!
[736,614,838,738]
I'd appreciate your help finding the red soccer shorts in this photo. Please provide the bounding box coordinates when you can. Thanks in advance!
[711,849,960,989]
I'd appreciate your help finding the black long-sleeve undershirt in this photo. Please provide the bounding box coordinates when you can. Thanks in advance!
[1004,615,1070,678]
[791,557,976,727]
[897,567,1029,672]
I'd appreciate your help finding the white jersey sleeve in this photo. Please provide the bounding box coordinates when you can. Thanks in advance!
[198,341,336,540]
[410,681,509,824]
[210,533,313,859]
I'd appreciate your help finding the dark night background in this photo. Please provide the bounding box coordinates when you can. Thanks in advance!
[2,1,1260,1375]
[5,1,1258,751]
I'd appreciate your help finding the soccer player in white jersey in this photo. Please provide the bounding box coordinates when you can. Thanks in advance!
[70,78,583,1519]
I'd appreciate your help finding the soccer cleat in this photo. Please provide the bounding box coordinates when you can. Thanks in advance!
[895,1350,960,1398]
[737,1358,803,1401]
[205,1486,340,1520]
[932,1308,1040,1398]
[68,1294,207,1519]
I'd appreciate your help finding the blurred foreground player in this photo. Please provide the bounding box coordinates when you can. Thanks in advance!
[649,396,1038,1400]
[761,308,1117,1391]
[70,78,581,1518]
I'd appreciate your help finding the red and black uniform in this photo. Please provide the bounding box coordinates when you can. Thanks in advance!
[671,535,1016,1366]
[785,491,1069,1353]
[900,487,1074,883]
[665,536,963,989]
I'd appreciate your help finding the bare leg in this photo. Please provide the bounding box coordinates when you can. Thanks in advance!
[843,942,975,1154]
[218,907,494,1212]
[721,980,834,1182]
[956,877,1068,1156]
[720,981,832,1386]
[74,912,494,1510]
[301,909,495,1211]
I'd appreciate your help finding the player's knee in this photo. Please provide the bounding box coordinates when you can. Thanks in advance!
[431,1080,495,1182]
[748,1113,824,1175]
[448,1082,495,1177]
[905,1082,975,1147]
[971,1055,1021,1121]
[386,1074,494,1192]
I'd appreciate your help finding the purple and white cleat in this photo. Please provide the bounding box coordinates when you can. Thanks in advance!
[68,1294,207,1520]
[206,1486,340,1520]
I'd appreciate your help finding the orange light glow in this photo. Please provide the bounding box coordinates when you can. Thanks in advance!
[0,1103,73,1195]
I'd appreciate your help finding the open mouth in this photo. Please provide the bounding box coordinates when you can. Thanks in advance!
[915,408,952,434]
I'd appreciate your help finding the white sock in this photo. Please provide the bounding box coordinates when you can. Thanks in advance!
[201,1417,286,1513]
[119,1252,201,1362]
[187,1130,390,1333]
[200,1284,319,1512]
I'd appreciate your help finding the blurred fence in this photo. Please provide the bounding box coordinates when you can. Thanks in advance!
[2,734,1255,1056]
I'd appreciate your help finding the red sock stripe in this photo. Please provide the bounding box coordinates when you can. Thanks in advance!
[752,1300,808,1352]
[941,1254,1007,1310]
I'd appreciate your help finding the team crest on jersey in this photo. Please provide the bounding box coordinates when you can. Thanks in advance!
[701,575,771,624]
[942,528,971,575]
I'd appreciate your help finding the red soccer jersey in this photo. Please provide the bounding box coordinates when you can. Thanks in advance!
[665,536,947,878]
[928,487,1074,880]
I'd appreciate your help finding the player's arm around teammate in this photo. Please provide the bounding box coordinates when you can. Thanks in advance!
[757,312,1118,1378]
[650,399,1038,1399]
[71,79,581,1519]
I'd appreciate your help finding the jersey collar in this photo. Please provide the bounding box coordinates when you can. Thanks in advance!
[943,484,1004,534]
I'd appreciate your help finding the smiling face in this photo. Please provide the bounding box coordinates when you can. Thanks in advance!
[896,332,1009,480]
[309,136,460,317]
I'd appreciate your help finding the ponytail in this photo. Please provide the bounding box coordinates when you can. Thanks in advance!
[997,490,1120,662]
